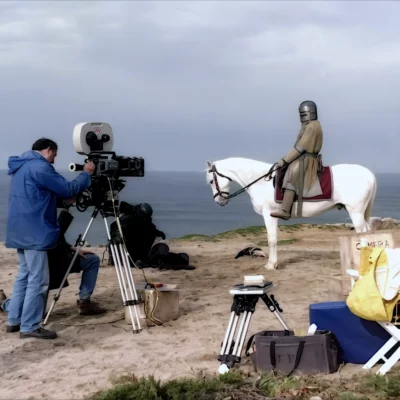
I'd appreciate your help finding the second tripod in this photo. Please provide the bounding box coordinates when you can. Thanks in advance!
[218,281,290,373]
[43,206,143,334]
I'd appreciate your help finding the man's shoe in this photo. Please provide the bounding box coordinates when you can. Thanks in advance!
[77,299,107,316]
[20,327,57,340]
[7,325,20,333]
[0,289,6,312]
[270,209,291,220]
[270,190,295,220]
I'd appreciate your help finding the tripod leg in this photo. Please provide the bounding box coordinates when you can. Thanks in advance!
[235,311,253,358]
[261,293,290,331]
[119,243,142,327]
[103,215,142,333]
[218,294,259,374]
[218,295,244,373]
[232,311,248,355]
[108,244,129,304]
[110,243,140,333]
[219,311,236,356]
[43,210,98,325]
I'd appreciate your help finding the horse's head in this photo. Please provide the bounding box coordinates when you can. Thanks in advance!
[206,160,232,206]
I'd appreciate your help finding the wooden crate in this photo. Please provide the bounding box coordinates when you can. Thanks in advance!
[339,230,395,295]
[125,283,180,327]
[327,274,348,301]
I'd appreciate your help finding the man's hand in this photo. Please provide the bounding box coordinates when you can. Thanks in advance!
[65,197,76,205]
[277,159,286,167]
[84,161,96,175]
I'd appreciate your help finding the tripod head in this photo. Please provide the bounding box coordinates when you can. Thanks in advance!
[74,175,125,214]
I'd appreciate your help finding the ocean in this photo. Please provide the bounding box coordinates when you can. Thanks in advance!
[0,170,399,246]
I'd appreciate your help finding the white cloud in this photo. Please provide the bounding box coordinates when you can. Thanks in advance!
[0,1,399,172]
[1,1,399,72]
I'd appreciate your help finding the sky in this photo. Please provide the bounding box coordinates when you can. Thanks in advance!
[0,1,399,173]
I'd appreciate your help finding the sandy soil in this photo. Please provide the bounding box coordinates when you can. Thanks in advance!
[1,223,400,399]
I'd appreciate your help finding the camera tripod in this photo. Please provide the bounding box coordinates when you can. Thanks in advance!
[43,206,143,334]
[218,281,290,374]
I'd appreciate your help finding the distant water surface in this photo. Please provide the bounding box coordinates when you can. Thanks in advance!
[0,170,399,245]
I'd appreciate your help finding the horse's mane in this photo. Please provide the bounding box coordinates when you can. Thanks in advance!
[209,157,272,173]
[205,157,274,185]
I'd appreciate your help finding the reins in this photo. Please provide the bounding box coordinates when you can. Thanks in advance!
[209,163,280,201]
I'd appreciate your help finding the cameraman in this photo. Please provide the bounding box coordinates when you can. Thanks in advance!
[46,206,107,316]
[1,138,95,340]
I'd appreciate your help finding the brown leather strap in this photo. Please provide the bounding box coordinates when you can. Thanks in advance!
[297,154,305,217]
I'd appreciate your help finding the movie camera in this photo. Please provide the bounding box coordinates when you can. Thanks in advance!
[68,122,145,212]
[44,122,145,334]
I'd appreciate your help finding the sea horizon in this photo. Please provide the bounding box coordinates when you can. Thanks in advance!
[0,170,399,245]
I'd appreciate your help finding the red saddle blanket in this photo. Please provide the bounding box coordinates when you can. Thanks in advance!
[274,166,333,203]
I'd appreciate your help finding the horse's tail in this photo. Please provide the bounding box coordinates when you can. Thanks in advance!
[364,172,377,227]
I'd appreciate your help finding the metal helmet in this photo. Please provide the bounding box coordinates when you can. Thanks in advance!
[137,203,153,218]
[299,100,318,123]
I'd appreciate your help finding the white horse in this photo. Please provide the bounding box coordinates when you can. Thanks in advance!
[205,157,377,269]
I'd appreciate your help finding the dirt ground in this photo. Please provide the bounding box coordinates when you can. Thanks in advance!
[1,223,399,399]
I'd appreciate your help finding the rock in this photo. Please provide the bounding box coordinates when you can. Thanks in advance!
[309,397,322,400]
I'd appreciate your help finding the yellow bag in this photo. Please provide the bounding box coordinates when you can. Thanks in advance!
[346,247,400,322]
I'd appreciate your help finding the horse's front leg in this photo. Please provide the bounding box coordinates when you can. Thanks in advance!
[262,210,279,270]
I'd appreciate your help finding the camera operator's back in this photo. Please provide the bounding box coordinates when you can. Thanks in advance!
[6,147,91,251]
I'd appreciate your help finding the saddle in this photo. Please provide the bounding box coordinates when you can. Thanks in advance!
[273,154,333,203]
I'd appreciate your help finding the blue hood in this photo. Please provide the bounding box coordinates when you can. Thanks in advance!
[8,150,45,175]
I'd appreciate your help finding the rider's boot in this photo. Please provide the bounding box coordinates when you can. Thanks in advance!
[270,190,295,220]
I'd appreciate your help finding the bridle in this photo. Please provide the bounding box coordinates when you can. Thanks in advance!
[208,163,280,201]
[209,165,233,199]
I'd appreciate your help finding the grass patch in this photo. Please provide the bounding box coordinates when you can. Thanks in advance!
[337,393,368,400]
[89,368,400,400]
[278,238,297,246]
[280,223,303,231]
[90,372,242,400]
[257,238,297,247]
[362,373,400,398]
[178,222,351,242]
[178,226,266,241]
[178,234,221,242]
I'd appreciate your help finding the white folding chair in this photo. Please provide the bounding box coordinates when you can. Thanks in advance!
[346,266,400,375]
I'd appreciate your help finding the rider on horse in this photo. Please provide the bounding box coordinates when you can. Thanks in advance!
[270,100,324,220]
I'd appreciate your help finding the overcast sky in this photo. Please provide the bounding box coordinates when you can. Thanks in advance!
[0,1,399,173]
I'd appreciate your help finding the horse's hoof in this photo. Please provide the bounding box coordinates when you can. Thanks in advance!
[265,263,277,270]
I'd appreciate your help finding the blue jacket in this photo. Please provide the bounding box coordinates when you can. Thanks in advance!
[6,150,91,250]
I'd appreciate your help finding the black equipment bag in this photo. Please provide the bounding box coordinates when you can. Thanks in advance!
[146,243,194,270]
[245,330,341,376]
